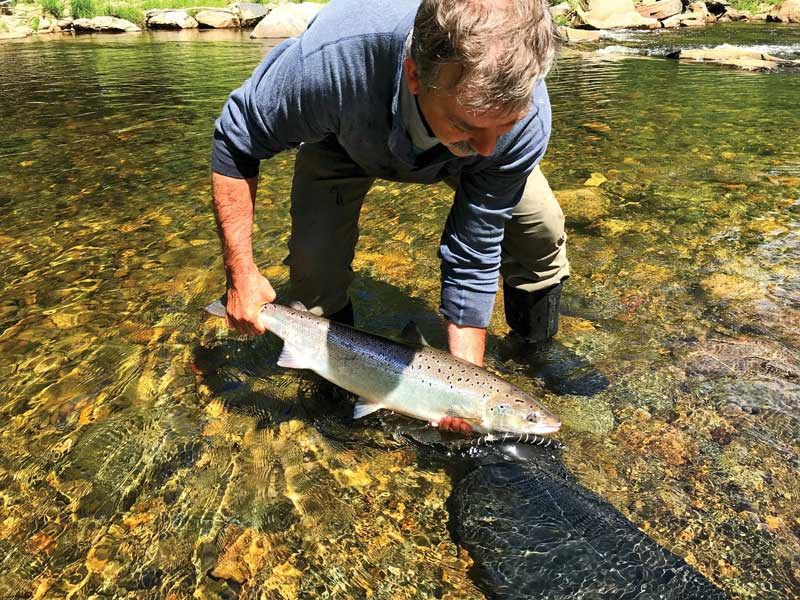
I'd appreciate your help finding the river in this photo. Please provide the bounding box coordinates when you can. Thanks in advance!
[0,24,798,599]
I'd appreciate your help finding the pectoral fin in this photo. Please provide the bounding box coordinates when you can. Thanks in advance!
[400,321,430,346]
[277,343,312,369]
[353,398,383,419]
[444,407,483,427]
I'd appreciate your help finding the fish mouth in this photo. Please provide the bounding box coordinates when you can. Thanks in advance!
[531,422,561,435]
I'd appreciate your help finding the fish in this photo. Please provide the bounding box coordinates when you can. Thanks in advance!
[205,300,561,436]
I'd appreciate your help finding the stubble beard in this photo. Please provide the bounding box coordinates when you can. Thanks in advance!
[446,141,477,157]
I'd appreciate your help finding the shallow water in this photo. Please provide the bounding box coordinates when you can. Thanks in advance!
[1,26,798,599]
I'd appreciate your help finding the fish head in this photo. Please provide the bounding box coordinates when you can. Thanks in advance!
[483,388,561,435]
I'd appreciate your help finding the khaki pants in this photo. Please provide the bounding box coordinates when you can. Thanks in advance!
[285,139,570,317]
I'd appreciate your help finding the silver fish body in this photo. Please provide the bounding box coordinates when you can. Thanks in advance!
[206,301,560,436]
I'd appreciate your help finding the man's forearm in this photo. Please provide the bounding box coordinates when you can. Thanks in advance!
[446,321,486,367]
[212,171,259,285]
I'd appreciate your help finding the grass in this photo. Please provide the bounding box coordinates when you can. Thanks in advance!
[41,0,63,17]
[94,0,145,23]
[728,0,781,11]
[70,0,95,18]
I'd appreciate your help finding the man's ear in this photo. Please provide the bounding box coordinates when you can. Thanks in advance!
[403,57,421,95]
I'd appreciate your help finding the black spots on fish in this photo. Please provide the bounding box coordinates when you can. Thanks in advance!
[515,399,525,404]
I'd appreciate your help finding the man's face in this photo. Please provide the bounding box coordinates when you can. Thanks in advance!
[403,58,526,158]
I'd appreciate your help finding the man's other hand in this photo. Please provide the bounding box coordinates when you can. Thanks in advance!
[225,273,276,335]
[435,415,474,436]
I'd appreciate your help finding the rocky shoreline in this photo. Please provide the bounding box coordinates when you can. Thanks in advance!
[1,0,798,71]
[557,0,799,40]
[0,0,326,39]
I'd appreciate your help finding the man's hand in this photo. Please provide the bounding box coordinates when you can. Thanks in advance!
[433,321,487,434]
[212,171,277,335]
[225,273,276,335]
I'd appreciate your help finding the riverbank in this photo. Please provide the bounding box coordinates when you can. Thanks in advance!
[0,0,325,37]
[0,0,797,41]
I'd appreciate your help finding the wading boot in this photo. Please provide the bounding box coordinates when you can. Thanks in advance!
[327,299,354,327]
[503,281,563,344]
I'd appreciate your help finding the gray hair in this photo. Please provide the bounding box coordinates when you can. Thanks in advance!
[410,0,561,114]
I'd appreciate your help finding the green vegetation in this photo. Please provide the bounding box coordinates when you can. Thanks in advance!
[30,14,40,28]
[41,0,63,17]
[138,0,227,8]
[70,0,95,18]
[728,0,781,11]
[94,0,144,23]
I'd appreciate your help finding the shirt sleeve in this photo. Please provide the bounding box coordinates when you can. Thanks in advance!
[211,38,337,179]
[439,83,552,328]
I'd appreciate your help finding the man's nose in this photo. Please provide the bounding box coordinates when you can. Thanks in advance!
[470,130,498,156]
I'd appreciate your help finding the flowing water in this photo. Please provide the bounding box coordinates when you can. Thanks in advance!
[0,24,798,599]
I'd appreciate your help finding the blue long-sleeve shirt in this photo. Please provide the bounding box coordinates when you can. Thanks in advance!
[211,0,552,328]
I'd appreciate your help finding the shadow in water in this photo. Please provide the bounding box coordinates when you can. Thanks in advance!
[413,437,730,600]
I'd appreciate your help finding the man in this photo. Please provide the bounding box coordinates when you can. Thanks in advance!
[210,0,569,428]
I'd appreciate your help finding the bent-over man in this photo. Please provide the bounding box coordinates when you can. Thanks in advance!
[210,0,570,429]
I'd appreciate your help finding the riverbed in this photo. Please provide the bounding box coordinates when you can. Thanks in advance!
[1,25,798,598]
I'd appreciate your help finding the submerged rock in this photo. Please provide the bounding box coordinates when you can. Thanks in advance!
[672,45,790,71]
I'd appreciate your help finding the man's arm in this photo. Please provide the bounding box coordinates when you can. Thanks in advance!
[446,321,485,367]
[212,171,276,335]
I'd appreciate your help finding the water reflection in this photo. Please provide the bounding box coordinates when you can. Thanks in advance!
[0,29,798,599]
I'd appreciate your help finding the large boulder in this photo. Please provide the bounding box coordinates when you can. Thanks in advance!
[636,0,682,20]
[558,26,601,42]
[194,8,239,28]
[767,0,800,22]
[234,2,268,27]
[250,2,323,38]
[73,16,141,32]
[145,9,198,29]
[725,7,753,19]
[577,0,660,28]
[550,1,573,20]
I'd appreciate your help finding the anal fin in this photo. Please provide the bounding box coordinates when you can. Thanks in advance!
[353,398,383,419]
[277,343,312,369]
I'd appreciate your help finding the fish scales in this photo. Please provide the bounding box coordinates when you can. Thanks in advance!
[206,301,560,435]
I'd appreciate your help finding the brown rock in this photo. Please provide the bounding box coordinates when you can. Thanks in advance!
[558,26,601,42]
[577,0,660,28]
[767,0,800,22]
[250,2,324,38]
[73,16,141,32]
[725,7,753,19]
[145,9,198,29]
[636,0,682,20]
[194,8,239,28]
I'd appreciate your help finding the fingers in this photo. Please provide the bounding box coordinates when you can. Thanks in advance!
[434,416,473,435]
[224,274,275,336]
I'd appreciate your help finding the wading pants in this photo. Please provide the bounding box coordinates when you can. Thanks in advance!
[285,139,570,319]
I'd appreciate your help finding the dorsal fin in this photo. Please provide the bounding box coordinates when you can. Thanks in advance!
[401,321,430,346]
[289,300,309,312]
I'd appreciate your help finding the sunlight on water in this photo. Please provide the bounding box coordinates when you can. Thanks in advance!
[0,27,798,599]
